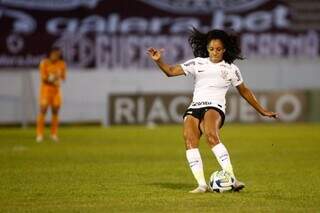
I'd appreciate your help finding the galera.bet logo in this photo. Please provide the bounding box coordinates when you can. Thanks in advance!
[141,0,269,14]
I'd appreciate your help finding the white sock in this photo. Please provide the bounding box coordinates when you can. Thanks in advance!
[186,148,207,187]
[212,143,235,178]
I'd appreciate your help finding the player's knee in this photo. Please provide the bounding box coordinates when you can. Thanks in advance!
[183,131,199,149]
[52,107,60,115]
[204,130,220,146]
[40,106,48,114]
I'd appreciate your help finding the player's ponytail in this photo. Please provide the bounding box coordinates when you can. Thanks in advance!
[188,28,244,64]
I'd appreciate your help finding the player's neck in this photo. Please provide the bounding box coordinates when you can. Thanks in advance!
[49,59,59,63]
[209,58,224,64]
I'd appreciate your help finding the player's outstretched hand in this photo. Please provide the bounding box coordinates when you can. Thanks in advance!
[262,111,279,119]
[147,48,163,61]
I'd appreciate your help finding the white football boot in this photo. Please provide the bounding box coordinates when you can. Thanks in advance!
[233,180,245,192]
[51,134,59,142]
[36,135,43,143]
[189,185,208,193]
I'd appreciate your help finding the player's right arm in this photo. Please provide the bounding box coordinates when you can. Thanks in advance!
[147,47,185,77]
[39,59,49,84]
[60,61,67,81]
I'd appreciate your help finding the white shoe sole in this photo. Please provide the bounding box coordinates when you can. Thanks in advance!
[189,186,208,193]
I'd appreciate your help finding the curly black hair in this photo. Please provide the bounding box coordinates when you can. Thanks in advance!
[188,28,243,64]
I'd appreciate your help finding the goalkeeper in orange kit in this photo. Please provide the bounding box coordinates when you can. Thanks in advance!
[36,47,67,142]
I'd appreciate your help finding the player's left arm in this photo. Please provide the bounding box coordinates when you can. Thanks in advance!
[61,61,67,81]
[236,83,278,119]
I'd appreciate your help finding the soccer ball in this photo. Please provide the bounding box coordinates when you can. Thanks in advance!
[209,170,235,193]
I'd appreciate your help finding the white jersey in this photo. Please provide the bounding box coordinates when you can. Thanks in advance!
[180,57,243,113]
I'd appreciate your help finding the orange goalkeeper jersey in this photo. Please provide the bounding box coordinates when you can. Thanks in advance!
[39,59,66,87]
[39,59,67,107]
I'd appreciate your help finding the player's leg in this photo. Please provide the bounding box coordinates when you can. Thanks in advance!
[183,115,207,193]
[202,109,235,175]
[36,103,48,142]
[50,91,61,142]
[202,109,245,191]
[36,87,49,142]
[50,106,60,142]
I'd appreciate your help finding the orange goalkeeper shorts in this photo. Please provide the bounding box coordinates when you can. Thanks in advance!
[39,85,62,107]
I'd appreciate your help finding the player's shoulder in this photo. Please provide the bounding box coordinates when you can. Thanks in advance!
[230,63,240,71]
[194,57,209,64]
[53,60,66,69]
[40,58,49,65]
[57,59,66,66]
[221,62,240,72]
[185,57,209,66]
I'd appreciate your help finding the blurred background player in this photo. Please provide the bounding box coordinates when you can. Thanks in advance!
[36,47,66,142]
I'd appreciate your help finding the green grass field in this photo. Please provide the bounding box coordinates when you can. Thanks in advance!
[0,123,320,212]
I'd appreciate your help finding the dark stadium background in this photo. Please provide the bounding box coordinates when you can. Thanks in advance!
[0,0,319,126]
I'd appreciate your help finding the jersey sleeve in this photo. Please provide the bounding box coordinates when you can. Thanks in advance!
[39,59,48,81]
[230,64,243,87]
[180,58,197,76]
[60,61,67,80]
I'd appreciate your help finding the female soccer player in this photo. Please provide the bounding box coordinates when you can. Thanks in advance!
[147,29,278,193]
[36,47,67,142]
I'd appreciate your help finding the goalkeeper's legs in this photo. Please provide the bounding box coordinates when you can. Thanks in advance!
[36,104,48,143]
[50,106,60,142]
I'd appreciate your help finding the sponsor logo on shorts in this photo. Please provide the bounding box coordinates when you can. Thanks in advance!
[191,101,213,107]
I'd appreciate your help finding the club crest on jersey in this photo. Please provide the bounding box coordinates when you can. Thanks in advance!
[220,69,228,80]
